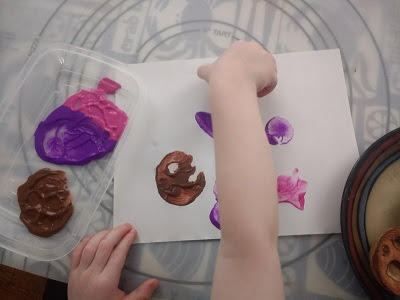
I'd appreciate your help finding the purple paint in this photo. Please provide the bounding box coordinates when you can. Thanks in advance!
[265,116,294,145]
[195,113,294,147]
[195,112,213,138]
[35,106,116,165]
[210,202,220,229]
[277,168,308,210]
[209,170,307,227]
[209,183,220,229]
[34,78,126,165]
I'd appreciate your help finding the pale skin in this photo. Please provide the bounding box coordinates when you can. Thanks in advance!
[68,41,284,299]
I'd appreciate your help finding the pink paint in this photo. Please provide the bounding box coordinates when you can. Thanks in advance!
[64,80,127,141]
[210,171,307,228]
[97,77,121,94]
[277,168,308,210]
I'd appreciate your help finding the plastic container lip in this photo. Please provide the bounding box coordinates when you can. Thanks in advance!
[1,44,146,120]
[0,43,146,261]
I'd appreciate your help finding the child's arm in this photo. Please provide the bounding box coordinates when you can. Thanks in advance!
[198,41,284,299]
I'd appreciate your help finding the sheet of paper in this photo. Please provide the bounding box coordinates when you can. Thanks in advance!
[114,49,359,243]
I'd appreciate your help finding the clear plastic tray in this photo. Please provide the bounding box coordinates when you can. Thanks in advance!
[0,44,145,261]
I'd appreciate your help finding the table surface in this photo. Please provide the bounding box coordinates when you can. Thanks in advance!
[1,0,399,299]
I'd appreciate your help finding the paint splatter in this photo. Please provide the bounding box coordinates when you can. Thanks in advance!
[195,112,213,137]
[265,116,294,145]
[209,169,307,228]
[277,168,307,210]
[209,184,220,229]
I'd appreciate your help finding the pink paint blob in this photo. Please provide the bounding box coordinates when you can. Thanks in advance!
[277,168,308,210]
[210,170,308,229]
[97,77,121,94]
[64,81,127,141]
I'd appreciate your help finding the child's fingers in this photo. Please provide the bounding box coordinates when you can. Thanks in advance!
[70,235,92,270]
[101,228,136,278]
[78,229,110,270]
[125,279,159,300]
[90,223,133,273]
[197,63,213,82]
[257,78,278,98]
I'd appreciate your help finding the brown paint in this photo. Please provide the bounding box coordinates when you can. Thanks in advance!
[17,168,73,237]
[155,151,206,206]
[369,227,400,295]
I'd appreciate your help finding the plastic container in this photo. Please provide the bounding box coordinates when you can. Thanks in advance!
[0,44,145,261]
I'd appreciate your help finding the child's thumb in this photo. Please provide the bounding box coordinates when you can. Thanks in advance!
[197,63,212,82]
[125,278,159,300]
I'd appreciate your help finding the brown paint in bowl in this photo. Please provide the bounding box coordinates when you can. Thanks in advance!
[366,159,400,247]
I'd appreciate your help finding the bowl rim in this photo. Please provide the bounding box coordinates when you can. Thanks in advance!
[341,127,400,299]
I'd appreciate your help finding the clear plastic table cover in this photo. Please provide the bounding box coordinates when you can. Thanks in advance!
[0,0,399,299]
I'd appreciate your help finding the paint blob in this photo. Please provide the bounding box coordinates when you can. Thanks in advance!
[195,112,213,138]
[34,78,127,165]
[210,169,307,228]
[209,184,220,229]
[265,116,294,145]
[156,151,206,206]
[277,168,308,210]
[195,112,294,146]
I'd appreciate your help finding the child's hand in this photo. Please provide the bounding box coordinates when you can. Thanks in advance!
[197,40,277,98]
[68,223,159,300]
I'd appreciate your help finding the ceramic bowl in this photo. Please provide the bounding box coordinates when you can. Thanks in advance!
[341,128,400,299]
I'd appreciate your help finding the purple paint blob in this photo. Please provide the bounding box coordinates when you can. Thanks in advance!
[209,183,220,229]
[210,202,220,229]
[277,168,308,210]
[195,113,294,147]
[34,106,116,165]
[34,78,126,165]
[265,116,294,145]
[195,112,213,137]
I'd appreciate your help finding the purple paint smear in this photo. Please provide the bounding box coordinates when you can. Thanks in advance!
[195,112,294,146]
[209,170,307,228]
[265,116,294,145]
[277,168,308,210]
[209,183,220,229]
[35,106,116,165]
[195,112,213,138]
[35,78,125,165]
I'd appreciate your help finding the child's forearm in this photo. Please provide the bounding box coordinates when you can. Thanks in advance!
[209,78,284,300]
[210,78,278,253]
[199,41,284,299]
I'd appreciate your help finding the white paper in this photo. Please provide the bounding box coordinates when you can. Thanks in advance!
[114,49,359,243]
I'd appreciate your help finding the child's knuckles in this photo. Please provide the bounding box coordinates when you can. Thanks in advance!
[82,243,97,257]
[98,238,114,253]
